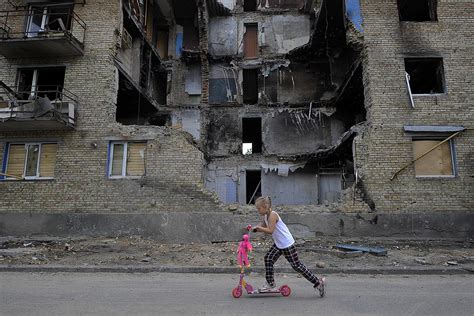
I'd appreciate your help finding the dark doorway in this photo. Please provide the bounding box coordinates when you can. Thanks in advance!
[244,0,257,12]
[243,69,258,104]
[246,170,261,204]
[242,117,262,154]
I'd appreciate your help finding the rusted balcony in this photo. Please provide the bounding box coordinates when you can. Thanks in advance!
[0,8,86,58]
[0,84,78,131]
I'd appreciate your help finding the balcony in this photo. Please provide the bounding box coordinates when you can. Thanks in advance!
[0,8,86,58]
[0,85,78,131]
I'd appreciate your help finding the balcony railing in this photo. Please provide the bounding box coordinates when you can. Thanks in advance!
[0,85,78,131]
[0,8,86,57]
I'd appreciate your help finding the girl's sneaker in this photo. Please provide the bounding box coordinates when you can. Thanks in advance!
[314,277,326,297]
[258,282,276,292]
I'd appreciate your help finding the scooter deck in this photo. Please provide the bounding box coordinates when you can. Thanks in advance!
[248,289,283,295]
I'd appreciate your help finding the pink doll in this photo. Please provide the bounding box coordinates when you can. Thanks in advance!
[237,234,253,268]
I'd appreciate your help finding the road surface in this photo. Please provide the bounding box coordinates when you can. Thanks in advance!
[1,272,472,315]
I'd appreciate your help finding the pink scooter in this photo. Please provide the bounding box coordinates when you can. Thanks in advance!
[232,267,292,298]
[232,225,291,298]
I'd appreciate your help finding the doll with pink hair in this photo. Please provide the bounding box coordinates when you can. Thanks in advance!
[237,234,253,268]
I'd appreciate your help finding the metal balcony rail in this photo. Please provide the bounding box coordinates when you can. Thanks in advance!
[0,85,78,127]
[0,8,86,44]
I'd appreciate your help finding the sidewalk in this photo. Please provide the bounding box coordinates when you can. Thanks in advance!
[1,235,472,275]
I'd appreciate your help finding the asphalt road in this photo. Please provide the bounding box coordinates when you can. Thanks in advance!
[0,272,473,315]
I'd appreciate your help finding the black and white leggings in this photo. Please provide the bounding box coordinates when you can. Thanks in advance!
[264,243,319,287]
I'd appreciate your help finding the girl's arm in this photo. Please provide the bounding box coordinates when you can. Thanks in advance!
[255,212,277,234]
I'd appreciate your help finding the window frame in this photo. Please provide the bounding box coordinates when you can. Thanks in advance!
[16,66,66,101]
[26,3,74,37]
[411,136,457,178]
[2,142,57,180]
[107,141,146,179]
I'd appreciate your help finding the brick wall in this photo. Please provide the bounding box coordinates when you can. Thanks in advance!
[357,0,474,212]
[0,0,222,213]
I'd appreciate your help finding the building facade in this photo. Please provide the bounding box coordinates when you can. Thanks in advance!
[0,0,472,217]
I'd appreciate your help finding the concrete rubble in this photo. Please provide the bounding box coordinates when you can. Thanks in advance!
[1,235,472,274]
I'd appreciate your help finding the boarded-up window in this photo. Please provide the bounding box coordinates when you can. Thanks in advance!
[244,23,258,59]
[109,141,146,178]
[5,144,26,178]
[413,139,454,176]
[126,142,146,176]
[39,143,57,177]
[4,143,57,180]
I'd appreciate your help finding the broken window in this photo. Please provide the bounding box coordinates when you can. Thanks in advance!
[412,138,455,177]
[209,64,238,104]
[17,67,66,101]
[243,23,258,59]
[244,0,257,12]
[2,142,57,180]
[26,4,74,37]
[404,58,445,94]
[108,141,146,178]
[397,0,437,22]
[242,68,258,104]
[246,170,261,204]
[242,117,262,154]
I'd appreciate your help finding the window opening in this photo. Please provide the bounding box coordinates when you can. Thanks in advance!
[404,58,445,94]
[246,170,261,204]
[397,0,437,22]
[17,67,66,101]
[242,117,262,155]
[149,113,171,126]
[243,23,258,58]
[108,142,146,178]
[242,68,258,104]
[244,0,257,12]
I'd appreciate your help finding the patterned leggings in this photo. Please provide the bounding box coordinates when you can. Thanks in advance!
[264,243,319,287]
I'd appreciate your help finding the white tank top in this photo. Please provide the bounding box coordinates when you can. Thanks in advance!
[264,211,295,249]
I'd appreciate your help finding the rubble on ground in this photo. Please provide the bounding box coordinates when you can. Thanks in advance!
[0,235,472,271]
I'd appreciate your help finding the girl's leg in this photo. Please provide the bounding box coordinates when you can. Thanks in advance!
[282,244,319,286]
[264,244,281,286]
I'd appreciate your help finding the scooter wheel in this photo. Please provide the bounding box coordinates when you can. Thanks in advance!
[280,285,291,297]
[232,287,242,298]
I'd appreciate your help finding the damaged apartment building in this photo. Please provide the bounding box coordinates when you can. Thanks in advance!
[0,0,472,218]
[203,0,365,206]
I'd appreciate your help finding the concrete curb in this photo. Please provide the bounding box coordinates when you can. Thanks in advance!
[0,264,472,275]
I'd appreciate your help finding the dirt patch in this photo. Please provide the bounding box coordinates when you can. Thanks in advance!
[1,236,472,271]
